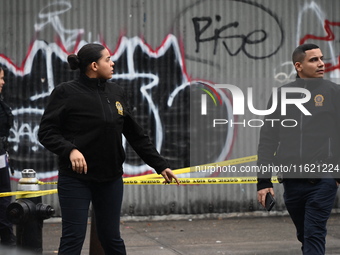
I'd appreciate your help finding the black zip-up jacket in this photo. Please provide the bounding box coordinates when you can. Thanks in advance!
[257,78,340,190]
[38,74,170,182]
[0,95,13,153]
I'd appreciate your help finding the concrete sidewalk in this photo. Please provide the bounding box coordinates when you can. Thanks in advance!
[4,212,340,255]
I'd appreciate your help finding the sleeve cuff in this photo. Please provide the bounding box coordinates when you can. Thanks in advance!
[257,178,273,191]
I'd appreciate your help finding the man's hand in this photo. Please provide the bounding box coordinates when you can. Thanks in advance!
[69,149,88,174]
[257,187,274,208]
[161,168,180,185]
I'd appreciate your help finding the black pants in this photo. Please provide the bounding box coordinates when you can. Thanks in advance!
[0,165,14,244]
[57,174,126,255]
[283,178,338,255]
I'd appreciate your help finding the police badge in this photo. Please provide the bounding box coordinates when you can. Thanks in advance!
[116,101,123,115]
[314,94,324,107]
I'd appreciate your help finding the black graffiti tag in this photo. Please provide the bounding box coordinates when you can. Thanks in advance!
[193,16,268,59]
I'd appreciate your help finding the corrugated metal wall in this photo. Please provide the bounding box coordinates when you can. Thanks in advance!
[1,0,340,216]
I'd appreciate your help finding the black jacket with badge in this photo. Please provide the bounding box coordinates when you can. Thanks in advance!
[257,78,340,190]
[38,74,170,182]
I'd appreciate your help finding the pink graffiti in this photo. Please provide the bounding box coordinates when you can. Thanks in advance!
[299,19,340,73]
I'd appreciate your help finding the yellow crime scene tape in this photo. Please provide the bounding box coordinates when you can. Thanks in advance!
[124,176,278,185]
[1,155,269,198]
[0,189,58,198]
[37,181,58,185]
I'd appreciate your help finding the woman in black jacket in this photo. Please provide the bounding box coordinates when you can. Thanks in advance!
[38,43,179,255]
[0,66,16,247]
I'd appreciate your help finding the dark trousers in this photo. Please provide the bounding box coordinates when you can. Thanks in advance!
[0,166,14,244]
[283,178,338,255]
[57,174,126,255]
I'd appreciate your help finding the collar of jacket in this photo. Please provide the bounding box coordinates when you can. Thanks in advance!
[294,76,324,88]
[79,73,107,90]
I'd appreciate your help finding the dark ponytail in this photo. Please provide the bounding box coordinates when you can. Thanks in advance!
[67,43,105,73]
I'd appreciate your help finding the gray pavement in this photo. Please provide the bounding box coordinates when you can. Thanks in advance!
[3,212,340,255]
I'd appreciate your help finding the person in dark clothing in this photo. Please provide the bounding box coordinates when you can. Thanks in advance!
[0,66,16,247]
[257,44,339,255]
[38,43,180,255]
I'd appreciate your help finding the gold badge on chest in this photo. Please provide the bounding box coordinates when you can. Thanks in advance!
[314,94,324,107]
[116,101,123,115]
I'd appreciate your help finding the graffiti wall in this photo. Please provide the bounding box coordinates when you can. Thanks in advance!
[1,0,339,215]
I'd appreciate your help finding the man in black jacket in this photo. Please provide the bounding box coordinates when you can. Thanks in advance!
[257,44,340,255]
